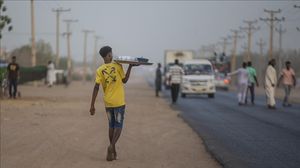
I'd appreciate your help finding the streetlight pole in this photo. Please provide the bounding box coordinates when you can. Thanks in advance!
[31,0,36,67]
[52,7,70,67]
[93,35,101,74]
[63,19,78,81]
[82,30,94,82]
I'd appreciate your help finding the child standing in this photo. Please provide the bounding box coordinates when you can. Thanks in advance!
[89,46,137,161]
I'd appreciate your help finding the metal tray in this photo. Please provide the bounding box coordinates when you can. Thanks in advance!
[114,60,153,65]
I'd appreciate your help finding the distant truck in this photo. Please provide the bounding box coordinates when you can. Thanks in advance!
[164,50,194,88]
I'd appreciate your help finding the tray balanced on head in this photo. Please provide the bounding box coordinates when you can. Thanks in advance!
[114,56,153,65]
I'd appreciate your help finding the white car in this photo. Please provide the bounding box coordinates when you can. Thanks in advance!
[181,60,216,98]
[214,72,230,91]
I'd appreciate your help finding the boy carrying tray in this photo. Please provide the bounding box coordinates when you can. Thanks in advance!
[89,46,138,161]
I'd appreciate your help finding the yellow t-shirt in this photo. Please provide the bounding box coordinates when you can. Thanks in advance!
[95,62,125,107]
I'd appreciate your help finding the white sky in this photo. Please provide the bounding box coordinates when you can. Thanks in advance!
[2,0,300,64]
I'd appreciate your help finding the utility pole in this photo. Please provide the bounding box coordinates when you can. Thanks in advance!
[275,24,287,72]
[228,30,243,73]
[260,9,284,60]
[93,35,101,74]
[256,38,267,85]
[52,7,70,67]
[256,38,266,58]
[294,5,300,32]
[82,30,94,82]
[30,0,36,67]
[240,20,260,62]
[241,43,248,62]
[63,19,78,81]
[220,37,231,55]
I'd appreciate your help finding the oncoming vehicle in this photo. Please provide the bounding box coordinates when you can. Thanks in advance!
[214,72,230,91]
[181,59,215,98]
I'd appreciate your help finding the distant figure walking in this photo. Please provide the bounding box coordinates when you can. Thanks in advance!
[277,61,296,107]
[47,61,56,87]
[7,56,19,99]
[265,59,277,109]
[246,62,259,105]
[155,63,162,97]
[228,62,249,105]
[168,59,184,104]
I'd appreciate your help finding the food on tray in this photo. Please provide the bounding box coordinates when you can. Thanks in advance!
[137,57,149,63]
[114,56,152,65]
[114,56,137,62]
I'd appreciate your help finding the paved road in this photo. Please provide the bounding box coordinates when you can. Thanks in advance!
[159,87,300,168]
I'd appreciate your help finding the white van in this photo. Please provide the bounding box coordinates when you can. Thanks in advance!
[181,59,215,98]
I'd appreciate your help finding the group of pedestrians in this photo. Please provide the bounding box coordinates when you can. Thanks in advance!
[155,58,297,109]
[230,59,297,109]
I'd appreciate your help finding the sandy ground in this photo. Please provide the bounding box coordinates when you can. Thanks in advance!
[0,75,220,168]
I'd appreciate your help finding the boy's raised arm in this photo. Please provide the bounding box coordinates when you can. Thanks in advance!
[90,83,100,115]
[122,64,139,84]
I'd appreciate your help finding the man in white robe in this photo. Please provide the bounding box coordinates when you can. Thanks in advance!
[228,62,249,105]
[265,59,277,109]
[47,61,56,87]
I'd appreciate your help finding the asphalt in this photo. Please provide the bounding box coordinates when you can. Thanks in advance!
[153,82,300,168]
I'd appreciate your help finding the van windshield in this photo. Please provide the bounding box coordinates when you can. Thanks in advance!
[184,64,213,75]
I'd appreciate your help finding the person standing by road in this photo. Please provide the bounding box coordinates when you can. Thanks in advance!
[277,61,296,107]
[47,61,56,87]
[155,63,162,97]
[168,59,184,104]
[89,46,137,161]
[246,62,259,105]
[228,62,249,105]
[265,59,277,109]
[7,56,20,99]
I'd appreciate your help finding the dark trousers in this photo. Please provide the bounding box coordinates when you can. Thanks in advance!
[246,82,255,104]
[9,79,18,98]
[283,85,292,105]
[171,84,180,103]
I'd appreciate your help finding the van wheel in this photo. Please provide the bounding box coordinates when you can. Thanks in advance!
[208,93,214,98]
[181,93,186,98]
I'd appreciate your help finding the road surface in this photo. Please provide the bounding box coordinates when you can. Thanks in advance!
[159,87,300,168]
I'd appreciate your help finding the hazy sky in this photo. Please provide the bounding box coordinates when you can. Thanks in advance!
[2,0,300,63]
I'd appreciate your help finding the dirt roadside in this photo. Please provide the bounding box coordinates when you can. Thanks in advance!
[0,75,220,168]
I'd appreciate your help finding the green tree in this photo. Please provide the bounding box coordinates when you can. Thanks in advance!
[0,0,13,39]
[10,40,54,67]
